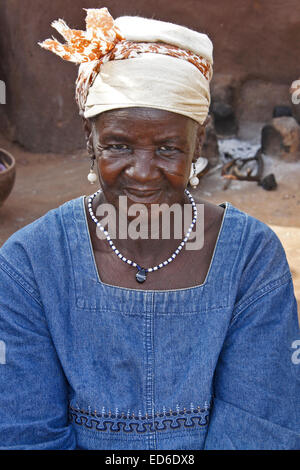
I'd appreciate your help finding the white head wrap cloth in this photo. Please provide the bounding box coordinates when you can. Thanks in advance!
[38,7,213,125]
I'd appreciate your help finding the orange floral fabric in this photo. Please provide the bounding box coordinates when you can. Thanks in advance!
[38,8,124,63]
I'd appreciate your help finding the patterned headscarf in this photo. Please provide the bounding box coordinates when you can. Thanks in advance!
[39,7,213,124]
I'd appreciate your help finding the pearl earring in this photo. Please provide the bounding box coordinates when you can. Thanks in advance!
[87,156,98,184]
[189,162,199,189]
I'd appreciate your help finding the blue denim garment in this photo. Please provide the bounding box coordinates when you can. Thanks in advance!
[0,196,299,450]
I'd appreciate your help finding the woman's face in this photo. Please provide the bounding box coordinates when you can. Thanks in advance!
[90,107,203,207]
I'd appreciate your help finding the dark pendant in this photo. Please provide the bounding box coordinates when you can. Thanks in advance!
[136,268,147,283]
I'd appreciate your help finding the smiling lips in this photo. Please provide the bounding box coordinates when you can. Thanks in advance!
[126,186,160,193]
[124,187,162,200]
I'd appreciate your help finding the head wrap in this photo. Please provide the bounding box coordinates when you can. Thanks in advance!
[38,7,213,125]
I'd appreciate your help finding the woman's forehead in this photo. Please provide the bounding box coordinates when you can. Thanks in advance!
[93,107,199,136]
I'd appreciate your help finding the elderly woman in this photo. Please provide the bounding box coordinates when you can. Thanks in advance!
[0,8,299,450]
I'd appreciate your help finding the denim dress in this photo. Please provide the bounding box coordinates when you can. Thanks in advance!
[0,195,299,450]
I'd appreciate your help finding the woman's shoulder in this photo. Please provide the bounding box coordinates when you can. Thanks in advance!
[0,195,84,276]
[221,201,292,304]
[200,197,291,286]
[197,196,280,246]
[224,201,286,253]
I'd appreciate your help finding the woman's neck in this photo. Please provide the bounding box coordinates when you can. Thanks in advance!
[86,190,196,267]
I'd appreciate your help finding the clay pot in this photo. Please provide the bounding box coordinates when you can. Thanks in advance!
[0,148,16,207]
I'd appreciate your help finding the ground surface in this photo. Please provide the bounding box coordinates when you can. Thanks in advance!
[0,132,299,314]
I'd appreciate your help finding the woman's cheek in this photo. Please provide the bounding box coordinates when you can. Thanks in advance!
[161,160,189,188]
[98,158,125,185]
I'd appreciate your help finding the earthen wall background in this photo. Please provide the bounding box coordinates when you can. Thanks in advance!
[0,0,299,152]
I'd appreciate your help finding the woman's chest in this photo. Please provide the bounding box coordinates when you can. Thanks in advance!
[92,244,214,290]
[84,195,225,290]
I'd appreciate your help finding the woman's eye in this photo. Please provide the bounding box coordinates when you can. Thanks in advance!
[110,144,130,150]
[158,146,179,154]
[97,144,130,153]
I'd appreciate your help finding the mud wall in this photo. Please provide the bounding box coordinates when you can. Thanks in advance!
[0,0,299,152]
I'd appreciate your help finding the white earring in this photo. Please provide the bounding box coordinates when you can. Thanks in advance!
[87,156,98,184]
[189,162,199,188]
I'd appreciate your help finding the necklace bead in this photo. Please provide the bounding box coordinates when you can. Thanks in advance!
[88,189,197,283]
[136,268,147,283]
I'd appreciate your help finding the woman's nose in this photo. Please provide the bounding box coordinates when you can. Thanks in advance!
[125,150,160,182]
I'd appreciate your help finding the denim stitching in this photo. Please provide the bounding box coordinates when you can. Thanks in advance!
[75,301,230,314]
[0,256,42,306]
[227,210,248,303]
[60,201,78,297]
[230,271,292,326]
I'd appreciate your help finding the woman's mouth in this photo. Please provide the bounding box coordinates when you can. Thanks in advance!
[123,187,162,202]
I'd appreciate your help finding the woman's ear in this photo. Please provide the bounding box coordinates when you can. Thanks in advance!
[192,122,206,162]
[82,117,95,158]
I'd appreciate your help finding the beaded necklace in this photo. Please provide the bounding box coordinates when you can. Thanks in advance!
[87,188,197,283]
